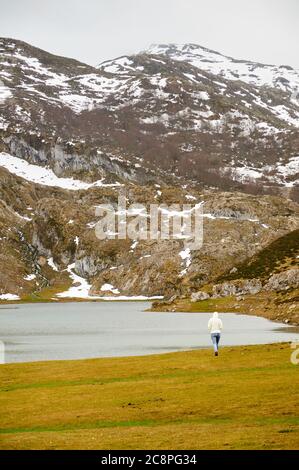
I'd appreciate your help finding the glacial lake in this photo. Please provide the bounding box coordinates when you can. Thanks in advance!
[0,301,298,363]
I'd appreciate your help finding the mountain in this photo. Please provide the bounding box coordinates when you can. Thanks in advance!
[0,38,298,309]
[1,38,298,195]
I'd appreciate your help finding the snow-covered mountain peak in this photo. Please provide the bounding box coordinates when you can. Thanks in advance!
[147,43,224,58]
[145,43,299,94]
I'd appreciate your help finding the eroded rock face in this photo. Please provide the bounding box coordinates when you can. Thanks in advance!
[74,255,103,278]
[264,269,299,292]
[0,164,298,299]
[212,279,262,297]
[210,268,299,301]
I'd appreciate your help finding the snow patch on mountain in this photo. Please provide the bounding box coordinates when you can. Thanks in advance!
[276,156,299,179]
[98,56,135,75]
[100,283,120,294]
[0,293,20,301]
[179,247,192,276]
[24,274,36,281]
[0,153,121,190]
[47,257,59,271]
[0,80,12,103]
[227,156,299,187]
[57,263,95,299]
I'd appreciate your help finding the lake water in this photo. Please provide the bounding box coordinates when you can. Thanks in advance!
[0,302,298,363]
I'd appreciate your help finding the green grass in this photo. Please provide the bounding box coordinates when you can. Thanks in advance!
[180,296,236,312]
[0,343,298,450]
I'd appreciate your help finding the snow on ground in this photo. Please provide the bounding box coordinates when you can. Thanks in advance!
[198,91,209,100]
[0,153,121,190]
[0,293,20,301]
[47,257,59,272]
[159,200,260,224]
[97,56,135,74]
[97,295,164,301]
[271,105,299,128]
[86,221,97,229]
[230,166,263,183]
[0,80,12,103]
[1,46,135,113]
[130,241,139,252]
[15,213,32,222]
[179,248,191,263]
[76,74,125,94]
[8,51,69,88]
[59,93,94,114]
[100,283,120,294]
[276,156,299,179]
[227,156,299,187]
[0,115,9,130]
[203,212,259,222]
[56,263,95,299]
[179,247,192,276]
[24,274,36,281]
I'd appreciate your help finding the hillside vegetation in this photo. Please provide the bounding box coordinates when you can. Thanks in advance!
[217,229,299,282]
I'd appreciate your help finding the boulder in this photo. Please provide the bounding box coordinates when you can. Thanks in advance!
[191,291,210,302]
[213,278,262,297]
[264,269,299,292]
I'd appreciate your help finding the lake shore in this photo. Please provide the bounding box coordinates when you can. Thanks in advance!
[1,302,298,363]
[0,343,298,450]
[151,289,299,327]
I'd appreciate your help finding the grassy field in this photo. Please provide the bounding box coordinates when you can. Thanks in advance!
[0,343,298,450]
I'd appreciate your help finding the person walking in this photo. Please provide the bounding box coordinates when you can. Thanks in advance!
[208,312,223,356]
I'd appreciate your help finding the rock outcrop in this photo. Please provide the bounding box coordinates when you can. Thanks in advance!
[212,279,263,297]
[264,269,299,292]
[191,291,210,302]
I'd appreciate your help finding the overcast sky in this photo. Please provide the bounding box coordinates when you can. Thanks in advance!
[0,0,298,68]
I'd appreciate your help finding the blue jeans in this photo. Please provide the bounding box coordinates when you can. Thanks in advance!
[211,333,221,352]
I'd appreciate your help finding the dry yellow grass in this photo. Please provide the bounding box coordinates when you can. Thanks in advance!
[0,343,298,450]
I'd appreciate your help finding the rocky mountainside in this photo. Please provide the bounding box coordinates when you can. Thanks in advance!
[0,161,298,302]
[1,38,299,195]
[156,229,299,325]
[0,38,298,304]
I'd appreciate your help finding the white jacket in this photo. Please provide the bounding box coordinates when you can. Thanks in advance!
[208,312,223,334]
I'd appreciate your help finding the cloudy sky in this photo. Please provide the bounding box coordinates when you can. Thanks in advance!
[0,0,298,67]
